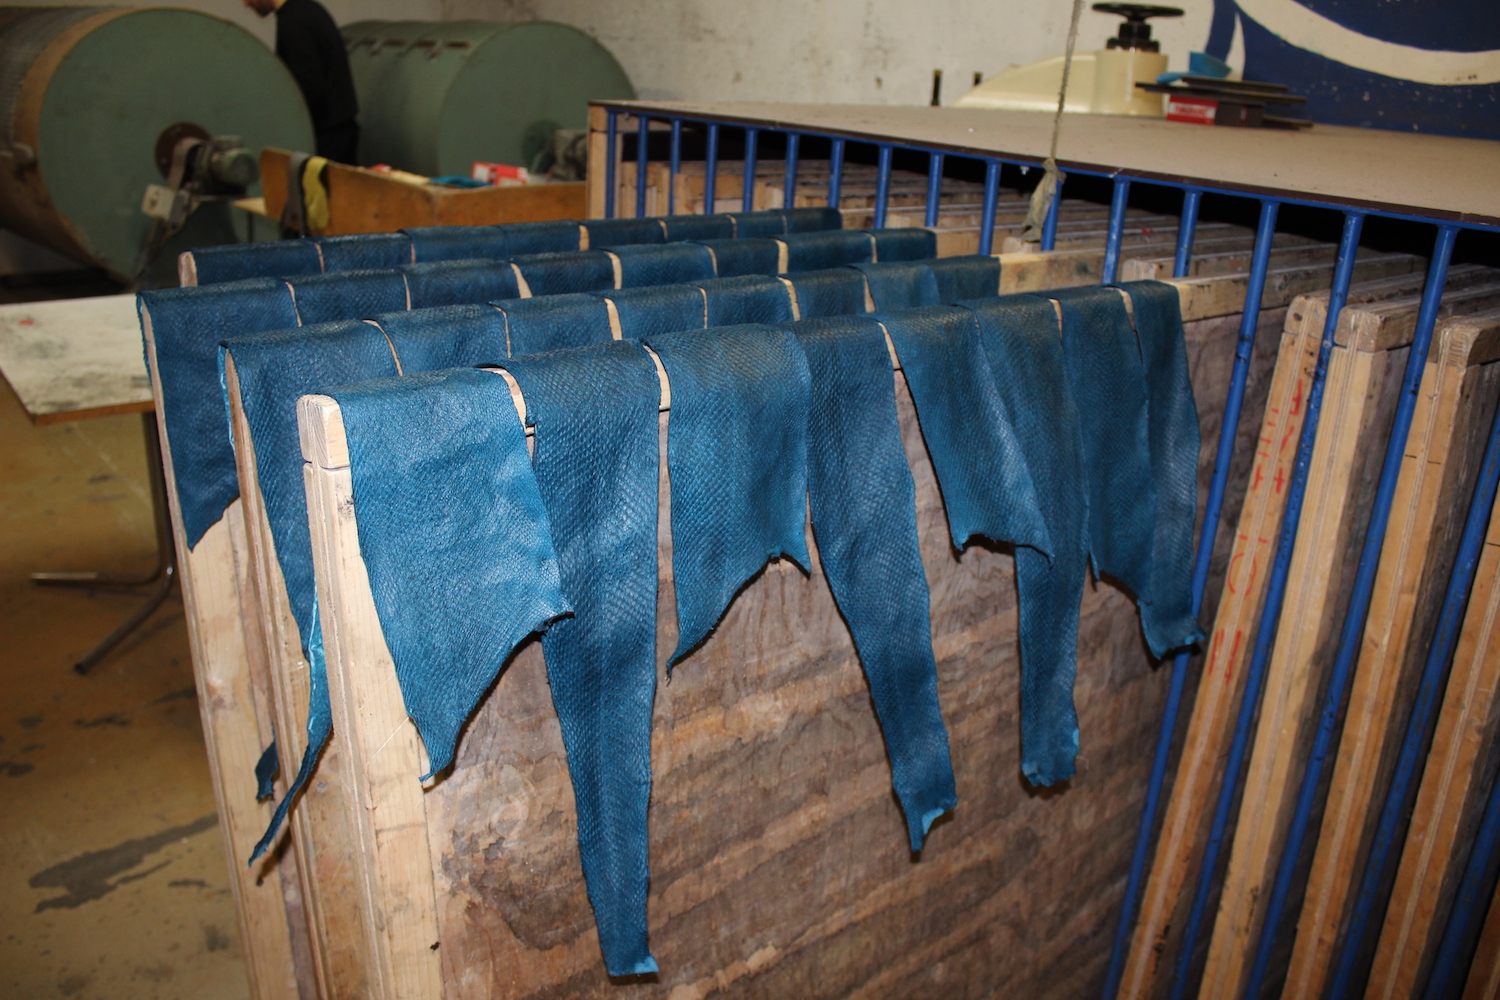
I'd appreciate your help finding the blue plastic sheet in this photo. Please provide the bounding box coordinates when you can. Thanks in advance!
[290,270,408,325]
[699,238,779,277]
[316,232,412,271]
[330,367,570,776]
[136,278,298,547]
[374,304,508,371]
[497,294,613,356]
[610,243,716,287]
[604,285,706,340]
[964,295,1089,786]
[514,250,616,296]
[856,261,940,311]
[697,275,793,325]
[501,341,662,976]
[1113,280,1204,655]
[190,240,322,285]
[792,314,958,850]
[787,268,868,319]
[642,325,811,664]
[401,260,519,309]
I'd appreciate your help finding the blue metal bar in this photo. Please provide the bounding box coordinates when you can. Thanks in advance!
[1242,225,1459,1000]
[874,144,893,229]
[742,127,759,212]
[634,114,650,219]
[783,132,800,210]
[1169,211,1366,1000]
[924,152,944,228]
[1102,177,1132,283]
[703,122,720,215]
[1174,189,1203,278]
[978,159,1001,256]
[1426,748,1500,999]
[668,119,682,215]
[1101,199,1281,1000]
[587,103,1500,237]
[603,109,618,219]
[827,138,845,208]
[1330,380,1500,999]
[1041,174,1064,252]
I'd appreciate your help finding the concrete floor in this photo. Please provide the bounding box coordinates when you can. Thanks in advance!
[0,322,252,997]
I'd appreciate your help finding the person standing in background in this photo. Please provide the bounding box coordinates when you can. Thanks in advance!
[242,0,359,163]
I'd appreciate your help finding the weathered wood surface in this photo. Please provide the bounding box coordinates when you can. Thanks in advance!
[295,284,1270,997]
[1368,313,1500,999]
[260,148,585,236]
[1197,280,1487,998]
[222,356,370,997]
[1115,265,1482,1000]
[139,307,317,1000]
[0,293,150,424]
[1465,872,1500,1000]
[1286,304,1500,997]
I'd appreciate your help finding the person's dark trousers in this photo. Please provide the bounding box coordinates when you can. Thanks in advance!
[316,122,359,165]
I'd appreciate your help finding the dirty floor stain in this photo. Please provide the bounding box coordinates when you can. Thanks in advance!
[29,814,217,912]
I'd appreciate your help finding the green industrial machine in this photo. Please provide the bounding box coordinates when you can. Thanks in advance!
[344,20,634,177]
[0,6,314,283]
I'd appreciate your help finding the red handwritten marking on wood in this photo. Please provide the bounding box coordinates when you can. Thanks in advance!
[1275,465,1287,495]
[1226,629,1245,680]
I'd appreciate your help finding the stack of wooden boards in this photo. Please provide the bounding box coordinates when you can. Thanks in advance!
[143,200,1466,996]
[1117,267,1500,999]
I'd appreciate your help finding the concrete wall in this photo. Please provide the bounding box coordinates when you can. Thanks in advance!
[435,0,1214,105]
[3,0,444,47]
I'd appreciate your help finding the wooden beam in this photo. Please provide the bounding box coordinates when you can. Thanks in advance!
[1286,306,1500,998]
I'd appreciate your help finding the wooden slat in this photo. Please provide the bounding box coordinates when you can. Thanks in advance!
[1369,341,1500,997]
[223,355,370,996]
[1464,875,1500,1000]
[1197,285,1443,997]
[293,291,1269,995]
[1286,309,1500,996]
[139,307,315,1000]
[300,395,444,1000]
[1115,265,1482,999]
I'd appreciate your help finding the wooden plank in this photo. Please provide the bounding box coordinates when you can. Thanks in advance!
[1286,309,1500,998]
[1197,286,1435,998]
[222,354,371,997]
[139,306,316,1000]
[1369,334,1500,997]
[294,292,1267,995]
[586,104,609,220]
[1464,875,1500,1000]
[261,148,585,234]
[1119,242,1339,281]
[595,101,1500,226]
[0,294,151,425]
[299,394,445,1000]
[1115,265,1477,1000]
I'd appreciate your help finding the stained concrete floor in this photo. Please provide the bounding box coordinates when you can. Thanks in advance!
[1,293,252,997]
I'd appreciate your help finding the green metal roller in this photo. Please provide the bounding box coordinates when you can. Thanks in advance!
[343,20,634,176]
[0,6,314,282]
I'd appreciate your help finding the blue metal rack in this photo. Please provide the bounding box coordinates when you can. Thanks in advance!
[594,102,1500,998]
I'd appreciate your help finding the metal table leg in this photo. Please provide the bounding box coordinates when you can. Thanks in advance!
[32,412,177,673]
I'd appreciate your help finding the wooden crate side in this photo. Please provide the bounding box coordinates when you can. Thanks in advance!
[140,308,314,1000]
[223,355,371,996]
[293,283,1256,996]
[299,395,445,1000]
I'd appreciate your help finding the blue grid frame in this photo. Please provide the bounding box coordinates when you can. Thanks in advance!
[599,105,1500,999]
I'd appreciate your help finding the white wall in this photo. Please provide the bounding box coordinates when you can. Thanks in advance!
[436,0,1214,105]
